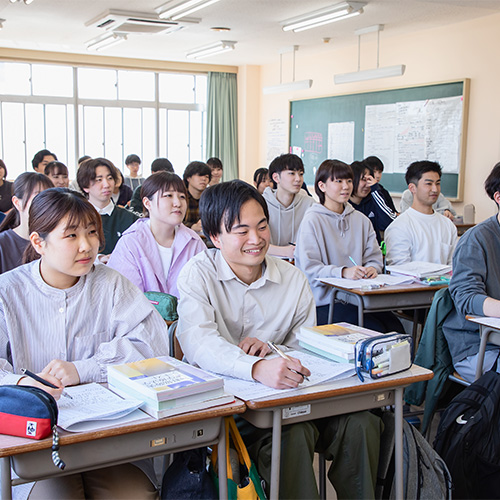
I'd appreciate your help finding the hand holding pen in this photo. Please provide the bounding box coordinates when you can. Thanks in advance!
[20,368,73,400]
[267,341,310,382]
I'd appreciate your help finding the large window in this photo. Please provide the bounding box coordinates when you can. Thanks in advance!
[0,62,207,178]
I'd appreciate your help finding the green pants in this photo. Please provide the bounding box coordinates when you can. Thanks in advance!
[237,411,383,500]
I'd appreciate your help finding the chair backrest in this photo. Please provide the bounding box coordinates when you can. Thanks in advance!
[167,320,184,361]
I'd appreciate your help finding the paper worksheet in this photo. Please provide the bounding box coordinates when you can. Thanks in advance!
[219,350,354,401]
[318,274,414,289]
[57,383,143,432]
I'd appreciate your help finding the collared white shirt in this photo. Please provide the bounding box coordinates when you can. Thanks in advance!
[0,262,169,385]
[177,249,316,380]
[92,200,115,216]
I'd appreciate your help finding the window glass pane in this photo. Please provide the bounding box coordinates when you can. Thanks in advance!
[195,75,207,106]
[190,111,203,162]
[167,110,189,175]
[78,105,85,160]
[66,105,76,177]
[104,108,122,168]
[142,107,156,176]
[0,62,31,96]
[2,103,26,178]
[83,106,104,157]
[123,108,142,169]
[159,74,195,104]
[46,104,68,163]
[159,109,167,159]
[118,70,155,101]
[78,68,117,100]
[32,64,73,98]
[25,103,45,163]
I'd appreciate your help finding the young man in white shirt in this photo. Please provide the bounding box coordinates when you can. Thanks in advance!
[177,180,382,499]
[385,161,457,266]
[77,157,138,258]
[262,154,315,259]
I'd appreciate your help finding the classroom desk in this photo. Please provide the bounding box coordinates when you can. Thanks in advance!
[0,400,246,500]
[241,365,433,500]
[466,315,500,381]
[322,280,447,337]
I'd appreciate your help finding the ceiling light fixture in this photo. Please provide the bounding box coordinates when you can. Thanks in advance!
[157,0,221,21]
[186,40,236,59]
[334,24,406,84]
[282,1,365,33]
[263,46,313,95]
[86,33,127,52]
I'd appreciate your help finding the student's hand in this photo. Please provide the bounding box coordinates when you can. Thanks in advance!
[42,360,80,387]
[364,266,378,278]
[443,210,454,220]
[98,254,110,264]
[17,373,64,401]
[191,220,203,233]
[366,175,376,186]
[238,337,271,357]
[251,357,310,389]
[342,266,371,280]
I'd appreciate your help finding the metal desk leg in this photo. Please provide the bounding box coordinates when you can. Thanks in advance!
[218,418,228,500]
[269,408,282,500]
[394,387,404,500]
[328,289,338,324]
[475,326,493,381]
[1,456,12,500]
[353,294,364,327]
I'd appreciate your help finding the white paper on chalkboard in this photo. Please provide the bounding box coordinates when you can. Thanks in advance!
[266,118,287,163]
[327,121,355,163]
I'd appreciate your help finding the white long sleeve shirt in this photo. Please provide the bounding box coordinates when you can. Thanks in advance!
[177,249,316,381]
[0,261,169,385]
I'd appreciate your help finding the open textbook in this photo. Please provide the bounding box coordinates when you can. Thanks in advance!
[57,383,143,432]
[218,350,355,401]
[319,274,414,290]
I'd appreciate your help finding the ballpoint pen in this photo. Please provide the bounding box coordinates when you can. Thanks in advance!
[21,368,73,399]
[266,341,310,381]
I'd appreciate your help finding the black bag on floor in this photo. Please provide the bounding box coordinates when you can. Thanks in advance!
[433,370,500,499]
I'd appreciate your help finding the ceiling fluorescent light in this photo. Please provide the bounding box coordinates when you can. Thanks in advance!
[158,0,221,21]
[87,33,127,51]
[186,40,236,59]
[334,64,406,84]
[263,80,313,95]
[282,2,365,33]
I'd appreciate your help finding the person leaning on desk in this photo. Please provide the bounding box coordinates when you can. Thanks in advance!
[176,179,383,500]
[0,188,169,500]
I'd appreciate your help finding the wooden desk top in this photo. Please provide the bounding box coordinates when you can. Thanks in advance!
[466,315,500,329]
[245,365,432,410]
[0,400,246,458]
[320,280,447,296]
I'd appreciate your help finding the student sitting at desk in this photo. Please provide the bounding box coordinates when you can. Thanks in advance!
[400,189,456,219]
[443,162,500,383]
[364,155,398,213]
[349,160,397,243]
[385,161,457,266]
[177,179,382,500]
[108,172,205,296]
[0,188,169,499]
[262,153,315,259]
[295,159,403,333]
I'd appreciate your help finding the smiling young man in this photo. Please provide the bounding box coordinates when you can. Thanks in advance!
[77,158,138,256]
[182,161,211,233]
[262,154,315,259]
[32,149,57,173]
[177,180,382,499]
[385,161,457,266]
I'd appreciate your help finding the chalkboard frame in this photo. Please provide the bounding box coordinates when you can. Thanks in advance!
[289,79,470,201]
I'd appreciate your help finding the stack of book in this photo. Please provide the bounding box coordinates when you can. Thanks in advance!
[107,356,233,419]
[386,261,452,280]
[297,322,380,363]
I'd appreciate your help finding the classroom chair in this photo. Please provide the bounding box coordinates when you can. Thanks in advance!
[167,320,183,361]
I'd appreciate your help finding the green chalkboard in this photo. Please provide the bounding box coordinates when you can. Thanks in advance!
[289,80,469,199]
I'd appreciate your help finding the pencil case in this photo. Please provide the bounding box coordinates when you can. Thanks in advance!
[0,385,66,469]
[354,333,413,382]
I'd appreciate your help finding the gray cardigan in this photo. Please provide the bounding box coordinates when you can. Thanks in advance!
[443,215,500,362]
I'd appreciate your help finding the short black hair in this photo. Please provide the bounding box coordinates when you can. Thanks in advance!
[206,157,223,169]
[485,162,500,204]
[200,180,269,240]
[151,158,174,173]
[183,161,211,187]
[44,161,68,177]
[77,157,118,192]
[315,160,353,205]
[78,155,91,165]
[268,154,304,189]
[405,161,442,186]
[364,156,384,173]
[351,161,369,196]
[32,149,57,170]
[0,159,7,179]
[253,167,269,188]
[126,154,141,165]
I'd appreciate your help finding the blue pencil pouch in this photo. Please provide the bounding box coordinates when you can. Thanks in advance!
[354,333,413,382]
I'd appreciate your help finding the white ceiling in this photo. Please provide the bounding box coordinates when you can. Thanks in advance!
[0,0,499,67]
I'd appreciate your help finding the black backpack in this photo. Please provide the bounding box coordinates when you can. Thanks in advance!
[433,370,500,499]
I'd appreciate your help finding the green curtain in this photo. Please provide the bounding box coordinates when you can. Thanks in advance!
[206,72,238,180]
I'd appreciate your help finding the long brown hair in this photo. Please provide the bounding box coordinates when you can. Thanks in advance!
[0,172,53,233]
[23,188,105,263]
